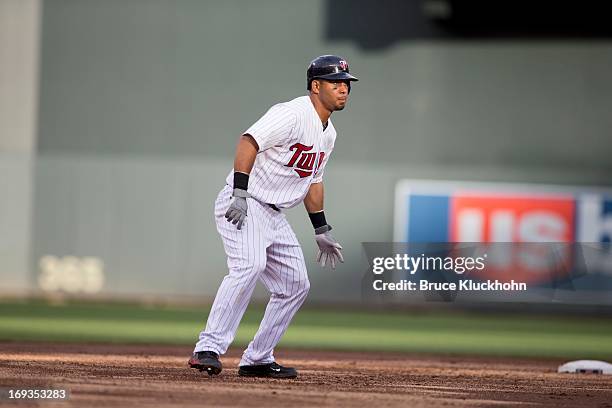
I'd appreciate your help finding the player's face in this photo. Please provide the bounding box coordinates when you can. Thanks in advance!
[315,79,350,111]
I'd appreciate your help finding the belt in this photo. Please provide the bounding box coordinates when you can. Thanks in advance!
[226,184,280,212]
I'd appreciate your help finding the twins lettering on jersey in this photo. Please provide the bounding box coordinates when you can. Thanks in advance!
[285,143,325,178]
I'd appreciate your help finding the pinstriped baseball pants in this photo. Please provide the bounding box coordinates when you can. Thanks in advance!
[194,185,310,366]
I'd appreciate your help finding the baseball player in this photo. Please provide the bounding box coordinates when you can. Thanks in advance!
[188,55,358,379]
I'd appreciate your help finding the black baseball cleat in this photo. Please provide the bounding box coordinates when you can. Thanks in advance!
[238,362,297,379]
[188,351,222,376]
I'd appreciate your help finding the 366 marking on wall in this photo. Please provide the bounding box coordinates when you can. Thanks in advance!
[38,256,105,294]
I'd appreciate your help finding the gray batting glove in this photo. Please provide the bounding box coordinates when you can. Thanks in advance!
[225,188,250,230]
[314,225,344,270]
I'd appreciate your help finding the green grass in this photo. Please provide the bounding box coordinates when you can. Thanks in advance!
[0,300,611,359]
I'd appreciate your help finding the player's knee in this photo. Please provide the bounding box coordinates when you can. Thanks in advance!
[230,257,267,277]
[252,260,268,277]
[296,277,310,298]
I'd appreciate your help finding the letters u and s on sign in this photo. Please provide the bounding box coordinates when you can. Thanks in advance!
[394,180,612,244]
[393,180,612,284]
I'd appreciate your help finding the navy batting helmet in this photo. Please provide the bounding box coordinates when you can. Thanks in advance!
[307,55,359,91]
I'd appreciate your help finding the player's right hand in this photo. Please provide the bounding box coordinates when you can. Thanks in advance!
[225,188,250,230]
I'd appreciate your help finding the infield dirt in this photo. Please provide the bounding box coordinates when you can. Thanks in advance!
[1,342,611,407]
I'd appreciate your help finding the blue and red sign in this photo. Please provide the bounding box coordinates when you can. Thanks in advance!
[394,180,612,244]
[393,180,612,293]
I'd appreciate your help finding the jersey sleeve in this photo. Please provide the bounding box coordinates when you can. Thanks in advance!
[243,104,297,152]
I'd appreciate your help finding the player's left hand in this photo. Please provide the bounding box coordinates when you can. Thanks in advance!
[314,225,344,270]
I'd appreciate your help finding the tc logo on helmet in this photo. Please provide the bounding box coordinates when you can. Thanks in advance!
[339,60,348,71]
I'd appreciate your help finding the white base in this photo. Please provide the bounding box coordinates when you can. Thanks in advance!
[557,360,612,374]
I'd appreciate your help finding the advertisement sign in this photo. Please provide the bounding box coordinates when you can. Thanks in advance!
[392,180,612,299]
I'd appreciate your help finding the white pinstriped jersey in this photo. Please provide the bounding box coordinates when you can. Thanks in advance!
[225,95,336,209]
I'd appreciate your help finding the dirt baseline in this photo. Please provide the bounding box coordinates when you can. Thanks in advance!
[1,343,611,407]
